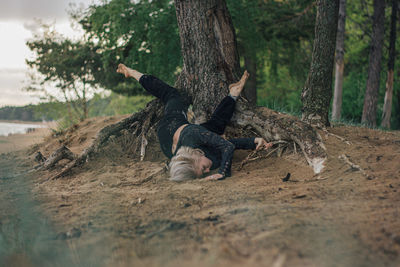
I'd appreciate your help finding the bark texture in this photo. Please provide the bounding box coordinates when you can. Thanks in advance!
[381,0,397,129]
[175,0,241,122]
[301,0,339,127]
[332,0,347,121]
[361,0,386,127]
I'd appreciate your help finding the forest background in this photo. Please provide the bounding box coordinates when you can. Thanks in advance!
[0,0,399,130]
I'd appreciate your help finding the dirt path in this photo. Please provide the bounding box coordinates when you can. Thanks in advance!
[1,117,399,267]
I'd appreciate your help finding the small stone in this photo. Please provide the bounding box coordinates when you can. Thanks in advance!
[282,173,291,182]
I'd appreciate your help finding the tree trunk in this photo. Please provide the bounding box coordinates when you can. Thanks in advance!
[49,0,328,179]
[175,0,327,173]
[174,0,241,122]
[82,81,88,120]
[244,53,257,105]
[301,0,339,127]
[381,0,397,129]
[332,0,347,121]
[361,0,386,127]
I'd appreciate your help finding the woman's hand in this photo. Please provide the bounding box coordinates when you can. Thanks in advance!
[254,138,272,150]
[203,173,224,181]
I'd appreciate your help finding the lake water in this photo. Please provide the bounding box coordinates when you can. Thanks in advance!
[0,122,46,136]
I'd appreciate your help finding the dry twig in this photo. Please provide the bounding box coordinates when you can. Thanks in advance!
[324,130,351,145]
[338,154,373,179]
[237,147,280,171]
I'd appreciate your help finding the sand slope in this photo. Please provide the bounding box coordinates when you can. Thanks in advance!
[1,116,399,267]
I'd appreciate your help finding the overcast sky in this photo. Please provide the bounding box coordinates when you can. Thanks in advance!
[0,0,100,107]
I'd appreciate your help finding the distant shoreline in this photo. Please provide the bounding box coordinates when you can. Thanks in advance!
[0,123,53,154]
[0,120,53,125]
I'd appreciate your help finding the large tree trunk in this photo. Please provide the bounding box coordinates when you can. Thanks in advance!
[381,0,397,129]
[361,0,386,127]
[332,0,347,121]
[175,0,327,173]
[301,0,339,127]
[49,0,328,179]
[174,0,241,121]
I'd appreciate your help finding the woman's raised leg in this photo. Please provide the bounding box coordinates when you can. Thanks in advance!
[117,63,182,106]
[200,71,250,135]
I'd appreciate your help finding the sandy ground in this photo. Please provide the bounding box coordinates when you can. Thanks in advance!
[0,116,399,267]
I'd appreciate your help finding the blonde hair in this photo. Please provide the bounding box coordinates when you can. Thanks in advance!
[169,146,204,181]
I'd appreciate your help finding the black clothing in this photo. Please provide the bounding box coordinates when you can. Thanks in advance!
[140,74,189,158]
[139,74,256,177]
[199,96,236,135]
[176,124,255,176]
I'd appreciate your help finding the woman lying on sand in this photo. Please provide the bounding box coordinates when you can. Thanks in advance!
[117,64,271,181]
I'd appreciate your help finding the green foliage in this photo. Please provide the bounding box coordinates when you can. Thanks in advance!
[228,0,315,111]
[0,94,152,128]
[0,102,66,122]
[26,23,103,120]
[0,105,37,121]
[343,0,400,128]
[88,93,153,117]
[78,0,181,95]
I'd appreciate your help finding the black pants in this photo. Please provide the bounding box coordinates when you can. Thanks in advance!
[139,75,235,158]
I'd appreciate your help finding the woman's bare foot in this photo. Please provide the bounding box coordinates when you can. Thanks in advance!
[116,64,143,81]
[229,70,250,97]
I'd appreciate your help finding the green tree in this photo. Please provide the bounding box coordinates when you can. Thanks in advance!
[228,0,315,108]
[77,0,181,95]
[361,0,386,127]
[301,0,339,127]
[26,24,102,121]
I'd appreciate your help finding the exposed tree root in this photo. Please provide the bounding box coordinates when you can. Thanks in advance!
[40,146,76,170]
[49,100,163,180]
[234,103,327,174]
[237,140,289,171]
[40,100,327,180]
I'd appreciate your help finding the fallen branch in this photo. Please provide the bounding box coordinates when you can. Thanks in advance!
[324,130,351,145]
[338,154,373,179]
[41,146,76,170]
[237,146,280,171]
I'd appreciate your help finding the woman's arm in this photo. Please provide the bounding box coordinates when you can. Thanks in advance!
[229,137,272,150]
[202,137,271,181]
[228,137,256,150]
[197,130,235,178]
